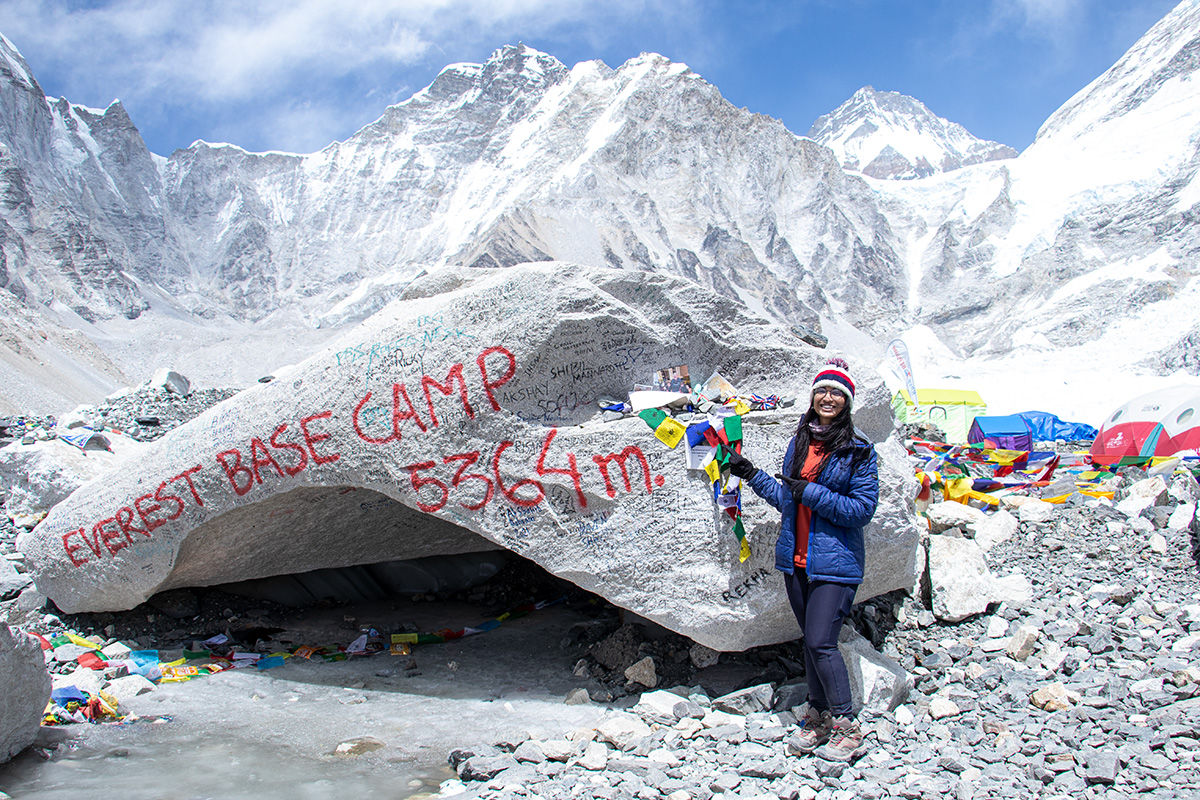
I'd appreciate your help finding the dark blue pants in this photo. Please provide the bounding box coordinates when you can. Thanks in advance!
[784,570,857,718]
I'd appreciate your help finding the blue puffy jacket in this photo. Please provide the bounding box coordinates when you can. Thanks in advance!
[745,436,879,584]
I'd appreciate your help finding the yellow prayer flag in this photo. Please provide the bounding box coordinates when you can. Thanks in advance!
[738,539,751,562]
[65,633,100,650]
[702,451,722,485]
[654,417,687,448]
[965,490,1000,506]
[944,477,973,503]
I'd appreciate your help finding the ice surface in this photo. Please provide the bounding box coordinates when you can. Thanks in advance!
[0,601,605,797]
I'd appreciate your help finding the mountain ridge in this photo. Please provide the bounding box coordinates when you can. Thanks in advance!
[0,5,1199,422]
[808,86,1017,180]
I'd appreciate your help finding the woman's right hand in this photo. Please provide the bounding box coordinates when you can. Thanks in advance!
[720,444,756,480]
[776,473,809,504]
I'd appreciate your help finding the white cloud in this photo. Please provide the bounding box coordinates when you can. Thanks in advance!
[0,0,691,151]
[1006,0,1084,29]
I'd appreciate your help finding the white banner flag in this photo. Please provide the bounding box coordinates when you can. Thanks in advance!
[885,339,918,407]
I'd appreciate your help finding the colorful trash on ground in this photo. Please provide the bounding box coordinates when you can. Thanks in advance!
[905,435,1198,512]
[37,597,566,726]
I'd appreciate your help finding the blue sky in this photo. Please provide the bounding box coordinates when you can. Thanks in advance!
[0,0,1182,156]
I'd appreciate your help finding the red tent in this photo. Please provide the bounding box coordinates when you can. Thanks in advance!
[1091,385,1200,465]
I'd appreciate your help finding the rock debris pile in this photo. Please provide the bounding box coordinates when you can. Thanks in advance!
[440,468,1200,800]
[61,381,238,443]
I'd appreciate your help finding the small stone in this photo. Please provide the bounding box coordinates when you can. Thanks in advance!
[596,713,652,750]
[689,643,721,669]
[577,741,609,770]
[929,696,961,719]
[513,741,546,764]
[540,739,575,762]
[1006,625,1040,661]
[1148,533,1168,554]
[648,747,682,767]
[625,656,658,688]
[1018,500,1055,523]
[632,688,683,717]
[51,643,92,663]
[815,759,846,778]
[1084,751,1119,785]
[712,684,773,715]
[564,687,591,705]
[100,641,132,659]
[709,773,741,793]
[1031,683,1075,711]
[673,700,705,719]
[333,736,386,757]
[104,674,156,703]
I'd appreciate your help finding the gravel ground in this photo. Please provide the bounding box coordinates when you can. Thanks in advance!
[2,387,1199,799]
[437,485,1200,800]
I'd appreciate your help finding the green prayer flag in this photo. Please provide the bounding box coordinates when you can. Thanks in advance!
[724,415,743,442]
[638,408,667,430]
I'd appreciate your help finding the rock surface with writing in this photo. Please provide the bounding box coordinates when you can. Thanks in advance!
[17,263,919,650]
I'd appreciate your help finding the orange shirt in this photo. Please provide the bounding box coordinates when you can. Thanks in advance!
[793,442,826,569]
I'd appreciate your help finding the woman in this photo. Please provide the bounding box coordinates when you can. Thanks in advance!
[723,357,879,762]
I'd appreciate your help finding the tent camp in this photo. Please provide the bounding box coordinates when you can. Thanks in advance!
[1091,385,1200,465]
[892,388,986,443]
[1017,411,1098,443]
[968,415,1033,451]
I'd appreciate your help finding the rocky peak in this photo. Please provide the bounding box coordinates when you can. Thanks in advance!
[808,86,1016,179]
[0,33,38,94]
[422,43,568,107]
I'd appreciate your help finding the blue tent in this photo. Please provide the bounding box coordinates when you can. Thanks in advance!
[968,415,1033,450]
[1016,410,1098,442]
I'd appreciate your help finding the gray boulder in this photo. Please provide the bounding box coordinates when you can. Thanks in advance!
[927,534,994,622]
[0,435,145,528]
[0,559,31,600]
[0,625,50,763]
[839,627,912,713]
[18,263,920,651]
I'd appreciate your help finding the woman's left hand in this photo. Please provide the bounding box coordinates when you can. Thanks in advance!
[776,473,809,504]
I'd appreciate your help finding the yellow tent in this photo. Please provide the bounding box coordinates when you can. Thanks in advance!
[892,388,987,443]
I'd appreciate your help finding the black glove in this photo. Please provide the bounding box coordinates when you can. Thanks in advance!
[776,473,809,504]
[721,444,757,480]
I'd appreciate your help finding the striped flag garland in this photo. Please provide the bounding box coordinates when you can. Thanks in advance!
[641,403,752,562]
[700,413,751,562]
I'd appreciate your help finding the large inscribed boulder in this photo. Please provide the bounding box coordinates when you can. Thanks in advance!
[19,263,920,651]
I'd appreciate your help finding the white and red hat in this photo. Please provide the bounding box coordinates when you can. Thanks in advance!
[812,357,855,411]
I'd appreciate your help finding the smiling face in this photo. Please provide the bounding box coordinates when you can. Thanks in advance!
[812,386,847,425]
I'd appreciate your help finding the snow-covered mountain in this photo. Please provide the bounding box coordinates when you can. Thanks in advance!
[808,87,1017,180]
[0,40,906,412]
[2,0,1200,422]
[868,0,1200,418]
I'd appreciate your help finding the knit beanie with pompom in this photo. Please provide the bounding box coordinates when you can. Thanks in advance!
[811,357,855,412]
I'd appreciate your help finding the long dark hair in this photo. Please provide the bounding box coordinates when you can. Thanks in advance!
[790,398,871,480]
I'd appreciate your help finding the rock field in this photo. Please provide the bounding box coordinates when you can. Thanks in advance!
[1,384,1198,799]
[437,474,1200,800]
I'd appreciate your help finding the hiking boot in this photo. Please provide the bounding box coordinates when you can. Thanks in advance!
[786,707,832,755]
[815,716,866,762]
